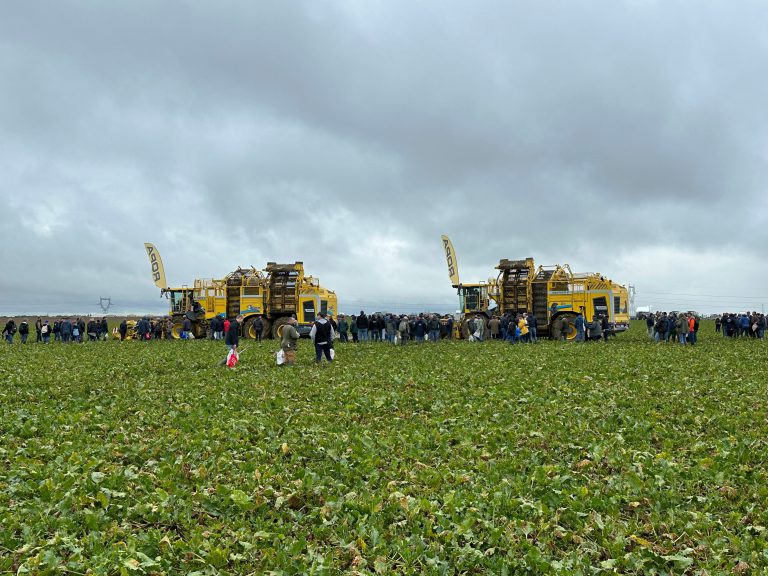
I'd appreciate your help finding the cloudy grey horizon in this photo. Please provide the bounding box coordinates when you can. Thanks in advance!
[2,0,768,317]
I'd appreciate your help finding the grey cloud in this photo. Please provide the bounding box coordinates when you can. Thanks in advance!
[1,0,768,315]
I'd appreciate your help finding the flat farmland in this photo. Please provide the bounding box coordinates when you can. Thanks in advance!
[2,322,768,574]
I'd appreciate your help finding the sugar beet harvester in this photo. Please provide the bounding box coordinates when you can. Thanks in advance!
[440,236,629,339]
[144,243,337,339]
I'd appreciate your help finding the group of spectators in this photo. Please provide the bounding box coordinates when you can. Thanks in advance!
[335,312,453,344]
[121,316,184,340]
[715,313,766,339]
[645,312,701,344]
[481,311,613,343]
[2,317,109,344]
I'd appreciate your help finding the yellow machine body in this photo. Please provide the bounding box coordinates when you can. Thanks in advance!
[162,261,338,340]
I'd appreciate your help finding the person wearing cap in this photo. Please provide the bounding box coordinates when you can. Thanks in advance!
[310,312,335,363]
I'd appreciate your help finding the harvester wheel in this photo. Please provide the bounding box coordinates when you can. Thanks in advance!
[243,317,265,340]
[272,317,291,339]
[560,314,578,341]
[171,318,184,339]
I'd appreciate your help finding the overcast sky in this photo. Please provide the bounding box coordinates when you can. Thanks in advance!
[2,0,768,316]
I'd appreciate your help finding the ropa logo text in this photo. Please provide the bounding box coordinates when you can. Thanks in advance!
[146,246,161,282]
[443,238,455,278]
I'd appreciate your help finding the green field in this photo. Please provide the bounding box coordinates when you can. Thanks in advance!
[2,322,768,574]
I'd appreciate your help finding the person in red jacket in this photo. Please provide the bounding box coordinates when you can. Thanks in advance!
[224,318,231,335]
[688,315,697,345]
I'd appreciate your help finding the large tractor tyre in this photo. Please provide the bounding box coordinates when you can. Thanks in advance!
[192,321,208,340]
[171,316,185,339]
[272,317,292,340]
[243,317,266,340]
[559,314,578,341]
[460,313,489,340]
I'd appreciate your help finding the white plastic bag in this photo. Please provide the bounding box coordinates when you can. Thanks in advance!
[330,348,336,360]
[276,349,286,365]
[226,348,239,368]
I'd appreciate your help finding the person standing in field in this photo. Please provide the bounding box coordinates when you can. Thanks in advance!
[41,320,51,343]
[356,311,369,342]
[35,318,42,343]
[53,319,61,342]
[517,315,529,343]
[18,320,29,344]
[676,314,689,344]
[445,315,454,340]
[280,316,301,366]
[398,315,409,345]
[527,313,538,343]
[253,316,264,341]
[225,314,243,353]
[688,315,697,344]
[574,310,585,342]
[338,315,349,343]
[60,319,72,342]
[3,319,16,344]
[488,316,500,340]
[310,312,335,363]
[427,315,441,342]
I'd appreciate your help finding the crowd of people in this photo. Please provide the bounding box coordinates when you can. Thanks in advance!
[644,312,701,344]
[715,312,766,339]
[8,310,765,350]
[335,312,451,344]
[2,317,110,344]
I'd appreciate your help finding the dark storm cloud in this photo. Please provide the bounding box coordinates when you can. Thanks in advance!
[1,0,767,315]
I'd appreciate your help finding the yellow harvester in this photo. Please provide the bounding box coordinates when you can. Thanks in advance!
[441,236,629,339]
[145,244,337,339]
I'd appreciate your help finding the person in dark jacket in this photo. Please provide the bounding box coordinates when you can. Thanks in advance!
[53,320,61,341]
[3,319,17,344]
[253,316,264,341]
[527,314,538,343]
[61,319,72,342]
[225,315,243,351]
[413,315,427,343]
[588,318,602,341]
[182,317,192,339]
[338,316,348,343]
[18,320,30,344]
[41,320,51,343]
[356,311,369,342]
[310,312,335,363]
[35,318,43,343]
[87,319,98,341]
[119,319,128,341]
[601,315,611,341]
[574,311,586,342]
[427,315,441,342]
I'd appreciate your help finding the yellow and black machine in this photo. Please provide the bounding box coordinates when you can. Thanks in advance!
[144,244,338,339]
[441,236,629,339]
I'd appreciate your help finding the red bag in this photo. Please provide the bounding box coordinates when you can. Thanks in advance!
[226,349,239,368]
